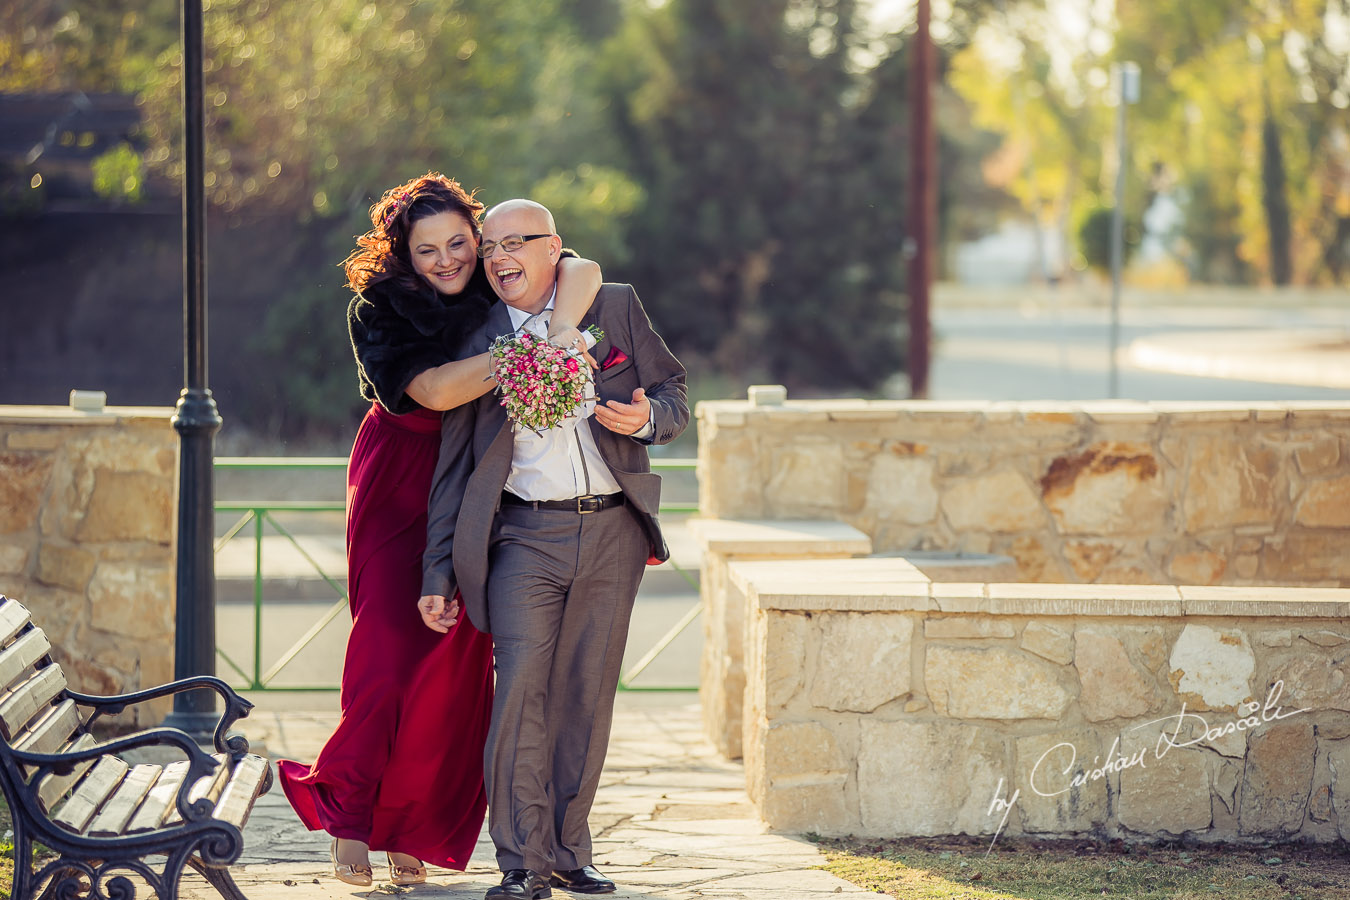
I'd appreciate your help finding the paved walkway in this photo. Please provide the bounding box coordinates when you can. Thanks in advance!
[185,693,885,900]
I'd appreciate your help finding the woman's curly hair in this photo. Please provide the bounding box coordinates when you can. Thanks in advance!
[343,172,485,294]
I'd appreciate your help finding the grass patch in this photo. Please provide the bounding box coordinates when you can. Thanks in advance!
[816,834,1350,899]
[1,797,15,896]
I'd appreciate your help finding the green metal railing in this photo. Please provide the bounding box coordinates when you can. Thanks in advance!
[213,456,700,692]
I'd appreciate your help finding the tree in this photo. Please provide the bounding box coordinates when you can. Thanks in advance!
[594,0,918,391]
[956,0,1350,285]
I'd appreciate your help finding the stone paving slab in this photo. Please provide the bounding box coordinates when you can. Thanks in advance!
[175,693,884,900]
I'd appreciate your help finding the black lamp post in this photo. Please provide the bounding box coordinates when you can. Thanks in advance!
[164,0,221,738]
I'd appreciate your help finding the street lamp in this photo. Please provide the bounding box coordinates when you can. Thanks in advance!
[1108,61,1140,398]
[163,0,221,738]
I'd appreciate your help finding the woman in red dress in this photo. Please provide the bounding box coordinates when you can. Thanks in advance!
[276,173,600,885]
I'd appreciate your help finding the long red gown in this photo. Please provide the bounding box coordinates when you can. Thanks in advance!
[277,401,494,869]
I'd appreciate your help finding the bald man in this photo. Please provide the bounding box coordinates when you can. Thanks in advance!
[420,200,688,899]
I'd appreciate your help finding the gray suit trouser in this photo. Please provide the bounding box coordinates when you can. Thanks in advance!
[484,500,649,873]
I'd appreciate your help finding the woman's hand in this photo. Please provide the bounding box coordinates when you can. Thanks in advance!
[547,325,598,369]
[417,594,459,633]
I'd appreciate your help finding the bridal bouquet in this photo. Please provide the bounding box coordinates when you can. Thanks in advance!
[489,326,603,434]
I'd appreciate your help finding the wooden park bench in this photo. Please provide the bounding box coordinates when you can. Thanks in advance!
[0,594,272,900]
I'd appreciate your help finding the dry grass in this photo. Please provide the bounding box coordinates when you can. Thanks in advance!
[816,834,1350,900]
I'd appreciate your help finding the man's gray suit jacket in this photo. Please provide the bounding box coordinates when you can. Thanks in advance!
[421,282,689,634]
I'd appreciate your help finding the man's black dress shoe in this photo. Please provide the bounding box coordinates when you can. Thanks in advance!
[550,865,616,894]
[485,869,552,899]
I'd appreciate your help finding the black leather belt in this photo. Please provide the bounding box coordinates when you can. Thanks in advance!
[500,492,626,514]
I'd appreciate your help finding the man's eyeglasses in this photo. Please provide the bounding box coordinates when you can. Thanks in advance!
[477,233,552,258]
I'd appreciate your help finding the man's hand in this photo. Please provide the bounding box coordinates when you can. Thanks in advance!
[594,387,650,436]
[418,594,459,633]
[547,325,598,369]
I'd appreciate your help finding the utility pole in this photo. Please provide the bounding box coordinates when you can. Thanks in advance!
[164,0,222,738]
[907,0,937,399]
[1108,61,1140,398]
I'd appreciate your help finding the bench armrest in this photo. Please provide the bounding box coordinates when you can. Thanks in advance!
[10,727,222,824]
[66,675,255,760]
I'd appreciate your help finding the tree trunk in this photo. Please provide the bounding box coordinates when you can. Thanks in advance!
[1261,100,1293,285]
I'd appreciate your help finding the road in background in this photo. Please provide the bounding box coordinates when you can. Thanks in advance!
[928,299,1349,402]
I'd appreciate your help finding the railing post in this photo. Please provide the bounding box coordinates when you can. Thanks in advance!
[253,509,264,691]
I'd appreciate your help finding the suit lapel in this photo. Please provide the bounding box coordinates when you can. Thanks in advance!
[484,301,515,350]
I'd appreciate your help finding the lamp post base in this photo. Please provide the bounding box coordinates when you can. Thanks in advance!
[161,709,219,743]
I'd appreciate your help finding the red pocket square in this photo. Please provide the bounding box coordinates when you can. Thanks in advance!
[602,346,629,370]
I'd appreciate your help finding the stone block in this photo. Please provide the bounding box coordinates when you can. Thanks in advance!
[867,456,938,524]
[1268,655,1350,712]
[936,450,991,478]
[1297,475,1350,527]
[765,441,844,514]
[1182,438,1282,531]
[89,561,174,638]
[761,780,852,834]
[35,542,97,592]
[1126,625,1169,671]
[858,720,1006,836]
[1022,621,1073,665]
[6,428,71,451]
[1294,436,1340,473]
[1002,536,1073,583]
[698,431,762,517]
[19,585,86,646]
[1041,442,1168,536]
[55,648,124,696]
[941,470,1044,533]
[926,646,1071,720]
[0,543,30,575]
[1117,728,1212,835]
[1167,550,1226,585]
[1214,759,1241,816]
[0,452,55,534]
[923,617,1015,640]
[1261,532,1350,582]
[810,612,912,713]
[77,470,173,543]
[762,720,849,780]
[1326,738,1350,840]
[1014,731,1109,834]
[1168,625,1255,710]
[1075,630,1156,722]
[1260,630,1293,648]
[1239,720,1315,836]
[1063,541,1117,582]
[765,612,807,712]
[1233,553,1260,578]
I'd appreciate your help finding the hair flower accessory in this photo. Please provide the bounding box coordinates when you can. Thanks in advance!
[489,326,604,434]
[382,191,413,226]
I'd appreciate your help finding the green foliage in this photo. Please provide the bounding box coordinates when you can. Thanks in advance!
[1076,205,1139,275]
[91,143,144,202]
[956,0,1350,286]
[2,0,1008,434]
[594,0,929,391]
[531,164,644,267]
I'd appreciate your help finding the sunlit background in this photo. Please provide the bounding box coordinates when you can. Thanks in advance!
[2,0,1347,448]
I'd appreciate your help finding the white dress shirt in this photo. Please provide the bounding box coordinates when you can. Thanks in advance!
[502,295,646,501]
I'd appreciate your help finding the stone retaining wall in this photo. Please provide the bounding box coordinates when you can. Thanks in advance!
[733,557,1350,843]
[0,405,178,724]
[696,398,1350,587]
